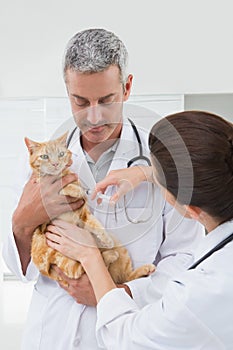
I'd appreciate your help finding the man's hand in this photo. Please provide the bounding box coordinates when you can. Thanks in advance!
[54,267,97,306]
[54,266,133,305]
[13,173,84,237]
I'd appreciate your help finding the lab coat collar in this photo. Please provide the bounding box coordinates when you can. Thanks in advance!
[67,118,135,156]
[68,118,141,188]
[193,220,233,263]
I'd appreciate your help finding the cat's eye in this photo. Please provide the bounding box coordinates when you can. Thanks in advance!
[58,151,65,157]
[40,154,49,159]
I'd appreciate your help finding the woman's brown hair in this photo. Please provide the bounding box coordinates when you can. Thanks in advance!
[149,110,233,223]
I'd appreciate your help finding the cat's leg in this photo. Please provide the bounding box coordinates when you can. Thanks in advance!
[59,182,86,199]
[83,213,114,248]
[54,255,84,281]
[125,264,156,282]
[32,226,84,283]
[31,227,53,278]
[102,250,119,268]
[60,186,113,249]
[108,245,156,283]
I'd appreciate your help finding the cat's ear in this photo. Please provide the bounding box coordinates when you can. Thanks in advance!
[56,132,68,147]
[24,137,41,155]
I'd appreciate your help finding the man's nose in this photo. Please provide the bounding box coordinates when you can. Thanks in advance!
[86,105,102,125]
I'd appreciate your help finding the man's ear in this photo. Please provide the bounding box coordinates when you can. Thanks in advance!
[184,205,202,220]
[123,74,133,101]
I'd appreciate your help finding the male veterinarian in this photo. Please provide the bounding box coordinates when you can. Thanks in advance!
[3,28,204,350]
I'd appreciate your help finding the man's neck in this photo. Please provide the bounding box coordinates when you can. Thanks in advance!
[81,123,122,162]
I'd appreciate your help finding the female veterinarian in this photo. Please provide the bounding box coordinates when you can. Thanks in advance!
[46,110,233,349]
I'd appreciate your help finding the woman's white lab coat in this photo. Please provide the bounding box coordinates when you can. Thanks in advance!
[3,119,204,350]
[96,220,233,350]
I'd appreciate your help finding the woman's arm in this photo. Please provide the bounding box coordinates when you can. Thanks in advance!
[92,165,153,203]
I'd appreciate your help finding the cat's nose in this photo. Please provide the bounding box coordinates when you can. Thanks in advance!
[52,162,59,167]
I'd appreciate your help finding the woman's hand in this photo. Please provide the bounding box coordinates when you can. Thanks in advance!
[45,219,98,263]
[92,165,153,204]
[46,219,116,302]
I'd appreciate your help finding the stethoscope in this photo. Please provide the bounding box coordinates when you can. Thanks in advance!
[67,118,151,166]
[126,118,151,167]
[188,232,233,269]
[66,118,154,224]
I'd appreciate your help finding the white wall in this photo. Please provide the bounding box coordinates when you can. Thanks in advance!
[0,0,233,97]
[185,93,233,120]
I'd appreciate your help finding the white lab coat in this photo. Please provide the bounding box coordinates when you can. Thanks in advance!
[3,118,204,350]
[96,220,233,350]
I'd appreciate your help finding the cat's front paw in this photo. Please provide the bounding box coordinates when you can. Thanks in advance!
[92,230,114,248]
[102,250,119,267]
[142,264,156,276]
[60,183,86,199]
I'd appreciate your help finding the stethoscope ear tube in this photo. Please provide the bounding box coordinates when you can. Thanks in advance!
[127,118,151,167]
[127,155,151,168]
[66,126,78,148]
[66,119,152,168]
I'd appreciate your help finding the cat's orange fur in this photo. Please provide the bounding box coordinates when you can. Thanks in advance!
[25,132,155,284]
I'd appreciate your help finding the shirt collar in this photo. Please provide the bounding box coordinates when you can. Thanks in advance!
[83,138,120,164]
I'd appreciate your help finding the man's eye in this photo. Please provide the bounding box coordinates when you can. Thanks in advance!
[40,154,49,159]
[99,98,114,105]
[58,151,65,157]
[76,102,89,107]
[74,98,89,107]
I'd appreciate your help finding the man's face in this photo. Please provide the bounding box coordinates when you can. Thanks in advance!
[65,65,132,145]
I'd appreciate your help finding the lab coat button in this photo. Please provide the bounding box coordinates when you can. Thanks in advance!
[74,338,80,347]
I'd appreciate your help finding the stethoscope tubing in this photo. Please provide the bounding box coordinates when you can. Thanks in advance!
[66,118,151,167]
[66,118,154,224]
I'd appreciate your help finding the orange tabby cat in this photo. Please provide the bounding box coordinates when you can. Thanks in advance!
[25,132,155,284]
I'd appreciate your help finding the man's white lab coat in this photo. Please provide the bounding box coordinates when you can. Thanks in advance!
[3,119,204,350]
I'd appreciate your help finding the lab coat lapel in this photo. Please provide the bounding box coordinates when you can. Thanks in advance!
[68,131,96,191]
[108,118,137,172]
[68,119,138,191]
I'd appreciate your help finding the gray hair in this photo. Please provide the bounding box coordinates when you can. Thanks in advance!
[63,28,129,85]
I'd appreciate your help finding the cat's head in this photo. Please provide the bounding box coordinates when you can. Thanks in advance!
[25,132,72,176]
